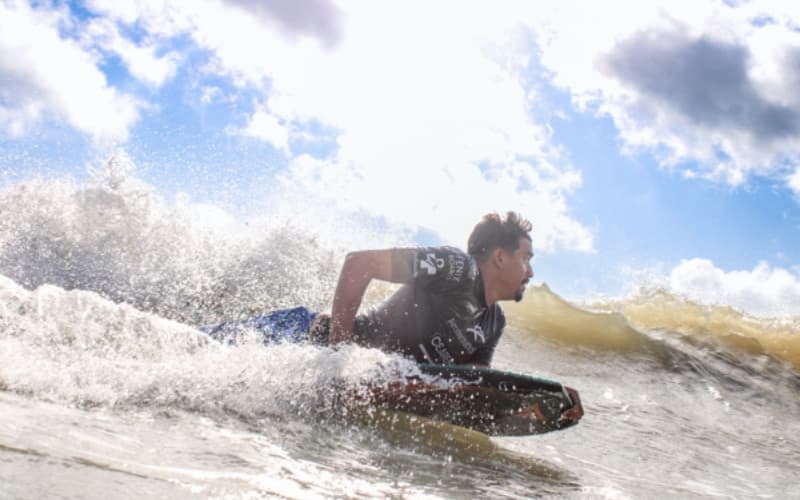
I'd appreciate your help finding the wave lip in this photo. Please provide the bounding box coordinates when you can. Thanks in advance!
[505,285,800,389]
[594,287,800,371]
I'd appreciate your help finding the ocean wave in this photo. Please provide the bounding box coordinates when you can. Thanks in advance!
[591,286,800,371]
[2,160,798,421]
[504,285,800,391]
[0,273,419,424]
[0,155,341,325]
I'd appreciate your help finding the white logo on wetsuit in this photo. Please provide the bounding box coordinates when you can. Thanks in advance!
[446,255,466,281]
[467,325,485,344]
[420,253,445,275]
[430,335,455,363]
[447,318,475,353]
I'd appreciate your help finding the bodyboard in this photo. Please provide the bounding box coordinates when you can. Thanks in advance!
[352,364,578,437]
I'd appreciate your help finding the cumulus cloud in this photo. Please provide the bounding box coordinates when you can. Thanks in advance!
[256,3,592,250]
[84,0,195,36]
[604,32,799,143]
[239,106,290,153]
[223,0,345,47]
[669,258,800,317]
[0,1,142,143]
[80,0,592,251]
[16,0,800,252]
[85,17,180,88]
[790,168,800,196]
[2,1,597,251]
[528,0,800,189]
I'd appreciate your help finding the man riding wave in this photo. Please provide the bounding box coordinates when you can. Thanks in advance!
[203,211,583,424]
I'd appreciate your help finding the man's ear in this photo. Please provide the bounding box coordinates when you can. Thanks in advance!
[491,247,505,268]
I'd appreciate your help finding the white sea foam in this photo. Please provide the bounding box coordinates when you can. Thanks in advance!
[0,269,421,421]
[0,153,342,325]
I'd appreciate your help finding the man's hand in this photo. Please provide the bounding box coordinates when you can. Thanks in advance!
[560,386,584,425]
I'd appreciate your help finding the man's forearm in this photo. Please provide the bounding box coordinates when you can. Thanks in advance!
[329,297,361,343]
[328,249,398,344]
[329,253,370,343]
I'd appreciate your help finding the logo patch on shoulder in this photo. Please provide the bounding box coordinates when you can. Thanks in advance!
[446,254,468,281]
[419,252,445,275]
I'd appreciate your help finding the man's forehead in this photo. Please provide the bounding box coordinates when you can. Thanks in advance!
[518,237,533,254]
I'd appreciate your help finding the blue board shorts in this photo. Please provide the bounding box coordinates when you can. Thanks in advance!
[199,307,330,345]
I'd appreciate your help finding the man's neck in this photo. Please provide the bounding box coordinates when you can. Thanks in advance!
[476,262,499,306]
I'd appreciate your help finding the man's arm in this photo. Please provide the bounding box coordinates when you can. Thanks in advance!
[329,249,412,344]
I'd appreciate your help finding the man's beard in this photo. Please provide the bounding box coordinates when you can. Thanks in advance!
[514,282,527,302]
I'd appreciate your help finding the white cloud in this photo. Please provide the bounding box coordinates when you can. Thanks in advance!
[0,1,142,143]
[669,258,800,317]
[525,0,800,189]
[85,17,180,88]
[78,0,593,251]
[239,107,290,153]
[200,85,222,104]
[789,167,800,198]
[223,0,345,47]
[6,1,800,252]
[261,3,593,250]
[85,0,196,37]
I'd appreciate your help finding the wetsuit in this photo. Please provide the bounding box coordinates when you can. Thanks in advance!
[350,246,506,366]
[201,246,506,366]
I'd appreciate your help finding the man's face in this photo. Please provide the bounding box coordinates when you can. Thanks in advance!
[501,237,534,302]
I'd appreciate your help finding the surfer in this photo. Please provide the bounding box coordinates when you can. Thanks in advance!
[320,211,533,363]
[203,211,583,425]
[313,211,583,424]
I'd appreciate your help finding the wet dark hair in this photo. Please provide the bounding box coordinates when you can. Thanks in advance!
[467,212,532,262]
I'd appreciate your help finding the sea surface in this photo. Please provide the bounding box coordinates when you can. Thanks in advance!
[1,169,798,499]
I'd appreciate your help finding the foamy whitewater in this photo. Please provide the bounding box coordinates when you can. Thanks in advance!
[1,160,799,499]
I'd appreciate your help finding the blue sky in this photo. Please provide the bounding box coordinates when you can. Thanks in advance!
[2,0,800,316]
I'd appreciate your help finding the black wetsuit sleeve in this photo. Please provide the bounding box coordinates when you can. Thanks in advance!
[390,246,472,289]
[389,248,417,282]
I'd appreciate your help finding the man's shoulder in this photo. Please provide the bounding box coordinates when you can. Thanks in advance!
[389,245,467,262]
[410,245,467,255]
[417,246,473,265]
[412,246,477,281]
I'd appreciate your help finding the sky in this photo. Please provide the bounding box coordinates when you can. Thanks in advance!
[1,0,800,317]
